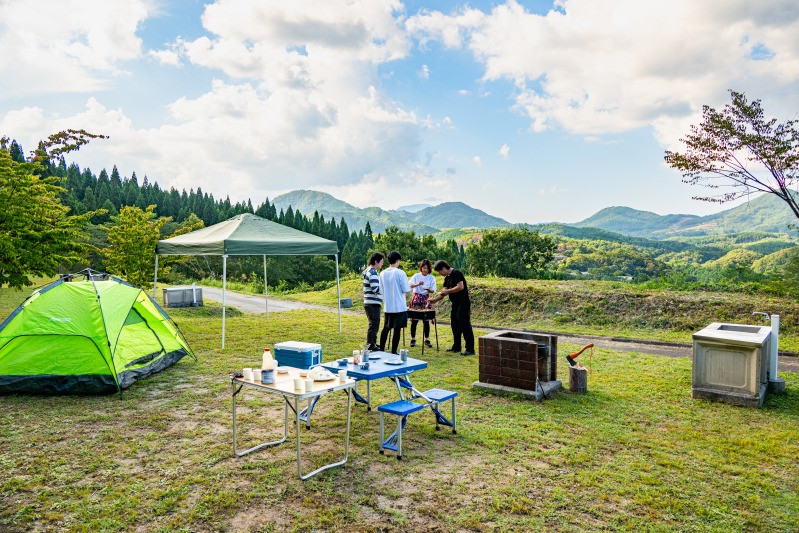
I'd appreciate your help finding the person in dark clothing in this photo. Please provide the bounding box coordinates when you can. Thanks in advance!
[429,260,475,355]
[362,252,384,351]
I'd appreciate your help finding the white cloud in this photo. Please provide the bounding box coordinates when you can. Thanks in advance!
[472,155,482,166]
[419,64,430,79]
[148,39,185,67]
[0,0,151,97]
[537,185,568,195]
[0,0,428,206]
[498,143,510,158]
[317,166,452,209]
[408,0,799,145]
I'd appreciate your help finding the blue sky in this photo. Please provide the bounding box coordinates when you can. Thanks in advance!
[1,0,798,224]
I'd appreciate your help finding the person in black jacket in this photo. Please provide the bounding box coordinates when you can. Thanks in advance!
[429,260,475,356]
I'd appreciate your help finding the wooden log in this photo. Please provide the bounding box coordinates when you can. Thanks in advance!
[568,365,588,393]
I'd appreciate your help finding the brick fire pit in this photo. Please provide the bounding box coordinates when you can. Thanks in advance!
[474,330,562,400]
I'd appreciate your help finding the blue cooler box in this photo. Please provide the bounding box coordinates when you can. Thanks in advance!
[274,341,322,369]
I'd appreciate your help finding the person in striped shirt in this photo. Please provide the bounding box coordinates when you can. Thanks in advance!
[362,252,384,351]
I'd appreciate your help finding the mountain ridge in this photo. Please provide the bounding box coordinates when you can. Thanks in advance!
[271,189,796,240]
[271,190,509,234]
[576,193,797,238]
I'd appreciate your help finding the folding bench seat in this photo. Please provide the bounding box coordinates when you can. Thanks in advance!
[378,400,426,460]
[420,388,457,433]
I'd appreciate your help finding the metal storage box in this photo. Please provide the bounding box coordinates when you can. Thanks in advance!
[162,286,203,308]
[274,341,322,369]
[692,323,771,407]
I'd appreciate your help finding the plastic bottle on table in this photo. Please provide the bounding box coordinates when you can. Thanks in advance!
[262,348,274,369]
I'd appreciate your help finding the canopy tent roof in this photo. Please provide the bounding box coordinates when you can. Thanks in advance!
[153,213,342,348]
[156,213,338,256]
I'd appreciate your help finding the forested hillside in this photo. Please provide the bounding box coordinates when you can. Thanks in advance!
[4,140,468,284]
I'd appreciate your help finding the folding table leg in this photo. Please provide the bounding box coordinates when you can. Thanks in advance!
[232,382,289,458]
[349,379,373,410]
[379,415,408,460]
[451,397,457,434]
[295,389,353,480]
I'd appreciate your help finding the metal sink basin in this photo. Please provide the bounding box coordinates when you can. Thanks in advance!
[717,324,763,334]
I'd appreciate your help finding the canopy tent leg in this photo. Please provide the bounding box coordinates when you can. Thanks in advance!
[153,255,159,299]
[264,256,269,318]
[222,255,227,349]
[336,254,341,333]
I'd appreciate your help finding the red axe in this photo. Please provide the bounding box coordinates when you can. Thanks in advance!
[566,343,593,373]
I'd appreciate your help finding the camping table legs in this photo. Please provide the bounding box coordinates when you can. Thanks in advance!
[351,380,373,410]
[232,381,353,480]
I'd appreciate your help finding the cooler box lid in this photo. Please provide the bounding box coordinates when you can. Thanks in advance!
[274,341,322,352]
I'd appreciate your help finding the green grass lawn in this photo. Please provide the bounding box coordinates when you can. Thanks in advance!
[1,286,798,531]
[247,276,799,351]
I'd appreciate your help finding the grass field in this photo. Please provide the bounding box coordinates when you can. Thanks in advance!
[1,283,798,532]
[239,276,799,351]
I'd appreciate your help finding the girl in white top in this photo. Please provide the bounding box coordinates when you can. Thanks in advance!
[409,259,436,347]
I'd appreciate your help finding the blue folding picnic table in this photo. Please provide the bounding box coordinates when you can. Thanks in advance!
[298,353,427,425]
[321,353,428,410]
[322,353,456,458]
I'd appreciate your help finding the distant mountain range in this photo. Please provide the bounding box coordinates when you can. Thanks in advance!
[271,190,509,234]
[395,203,432,213]
[575,193,797,238]
[271,189,796,239]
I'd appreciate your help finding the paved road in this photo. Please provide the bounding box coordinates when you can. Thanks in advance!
[201,286,355,314]
[202,286,798,372]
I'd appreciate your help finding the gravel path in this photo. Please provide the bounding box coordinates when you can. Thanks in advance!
[200,286,358,315]
[202,286,798,372]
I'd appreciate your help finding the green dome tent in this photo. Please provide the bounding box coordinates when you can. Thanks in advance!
[0,274,194,395]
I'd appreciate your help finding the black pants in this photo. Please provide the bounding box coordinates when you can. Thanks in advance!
[364,304,381,348]
[380,311,408,354]
[409,319,430,339]
[450,301,474,351]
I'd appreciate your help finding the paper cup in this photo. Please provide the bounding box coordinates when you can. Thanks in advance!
[293,377,303,390]
[243,368,253,381]
[305,379,314,393]
[338,370,347,382]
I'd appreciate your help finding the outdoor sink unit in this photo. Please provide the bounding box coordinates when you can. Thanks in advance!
[716,324,762,334]
[692,322,771,407]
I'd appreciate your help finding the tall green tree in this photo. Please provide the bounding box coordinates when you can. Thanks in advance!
[0,130,105,288]
[467,228,555,279]
[103,205,169,289]
[665,90,799,220]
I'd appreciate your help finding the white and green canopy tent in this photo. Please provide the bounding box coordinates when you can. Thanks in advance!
[154,213,341,348]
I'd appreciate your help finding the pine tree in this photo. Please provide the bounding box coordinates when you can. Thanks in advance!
[338,218,349,250]
[8,140,25,163]
[83,186,97,211]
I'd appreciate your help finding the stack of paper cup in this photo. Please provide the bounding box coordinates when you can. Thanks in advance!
[305,379,314,393]
[243,368,253,381]
[338,370,347,382]
[293,377,303,390]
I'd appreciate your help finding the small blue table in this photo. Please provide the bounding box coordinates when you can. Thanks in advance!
[321,353,428,411]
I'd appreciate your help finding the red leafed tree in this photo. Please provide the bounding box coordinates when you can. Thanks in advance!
[665,90,799,220]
